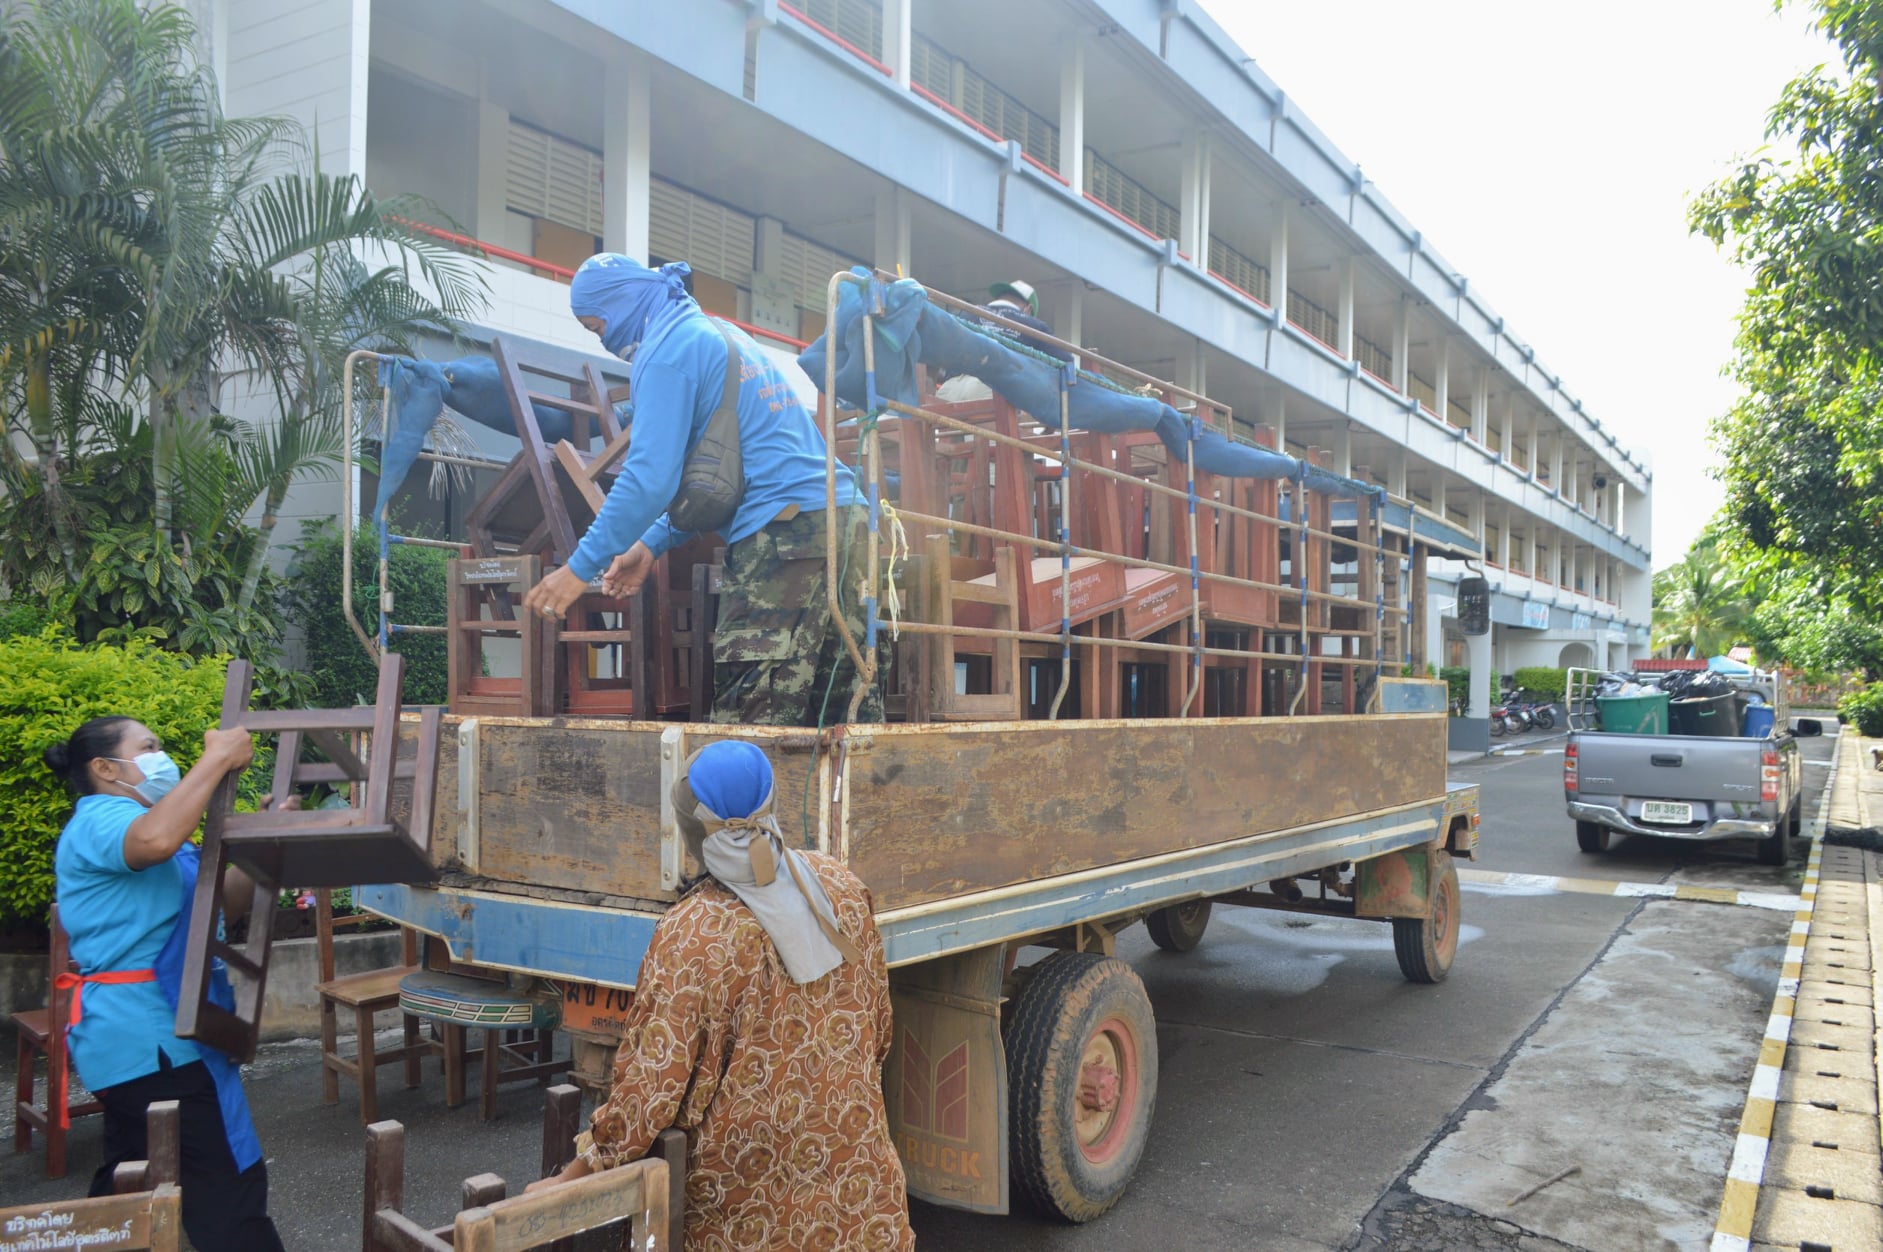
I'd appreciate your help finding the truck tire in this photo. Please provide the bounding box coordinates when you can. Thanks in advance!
[1758,819,1792,867]
[1006,952,1158,1222]
[1145,900,1212,953]
[1392,855,1460,984]
[1575,821,1611,854]
[1788,797,1803,839]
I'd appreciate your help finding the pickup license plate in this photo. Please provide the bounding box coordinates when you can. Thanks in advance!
[557,979,635,1039]
[1640,801,1694,824]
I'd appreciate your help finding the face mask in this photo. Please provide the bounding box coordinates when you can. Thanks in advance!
[110,752,181,804]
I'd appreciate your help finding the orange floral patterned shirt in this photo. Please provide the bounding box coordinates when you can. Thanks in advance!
[580,853,915,1252]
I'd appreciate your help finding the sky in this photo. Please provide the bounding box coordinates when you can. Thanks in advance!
[1211,1,1835,567]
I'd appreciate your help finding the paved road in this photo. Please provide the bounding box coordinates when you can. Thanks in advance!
[0,731,1833,1249]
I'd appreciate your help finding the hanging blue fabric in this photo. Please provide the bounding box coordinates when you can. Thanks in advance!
[152,845,263,1173]
[798,268,1371,497]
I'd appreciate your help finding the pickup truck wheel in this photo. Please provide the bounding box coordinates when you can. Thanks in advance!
[1006,952,1158,1222]
[1788,798,1803,839]
[1575,821,1611,854]
[1145,900,1212,952]
[1758,820,1792,867]
[1392,855,1460,984]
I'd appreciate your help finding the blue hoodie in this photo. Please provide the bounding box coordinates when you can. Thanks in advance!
[565,255,862,581]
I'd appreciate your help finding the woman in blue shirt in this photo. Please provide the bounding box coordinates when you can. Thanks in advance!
[44,716,285,1252]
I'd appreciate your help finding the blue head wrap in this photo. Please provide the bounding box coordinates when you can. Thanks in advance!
[569,253,696,360]
[685,740,773,821]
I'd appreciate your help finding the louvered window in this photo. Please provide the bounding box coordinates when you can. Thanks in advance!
[648,179,756,288]
[505,121,603,236]
[773,232,861,313]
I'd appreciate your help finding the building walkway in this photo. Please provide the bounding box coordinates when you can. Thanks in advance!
[1714,726,1883,1250]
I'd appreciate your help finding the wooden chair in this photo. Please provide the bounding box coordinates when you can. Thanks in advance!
[109,1099,180,1195]
[362,1087,683,1252]
[175,653,443,1065]
[316,889,427,1124]
[0,1184,182,1252]
[11,904,101,1178]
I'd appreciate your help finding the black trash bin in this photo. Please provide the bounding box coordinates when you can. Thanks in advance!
[1670,692,1742,737]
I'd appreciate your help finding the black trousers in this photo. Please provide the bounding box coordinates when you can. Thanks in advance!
[88,1052,285,1252]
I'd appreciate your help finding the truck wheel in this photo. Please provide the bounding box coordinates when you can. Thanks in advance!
[1758,820,1792,867]
[1145,900,1212,953]
[1006,952,1158,1222]
[1788,797,1803,838]
[1392,856,1460,984]
[1575,821,1610,854]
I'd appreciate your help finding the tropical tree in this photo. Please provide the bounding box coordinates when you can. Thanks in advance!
[0,0,486,639]
[1691,0,1883,613]
[1651,541,1753,659]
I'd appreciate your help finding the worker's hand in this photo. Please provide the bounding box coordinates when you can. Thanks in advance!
[601,542,655,599]
[260,794,302,812]
[202,727,255,774]
[522,565,591,621]
[523,1158,592,1195]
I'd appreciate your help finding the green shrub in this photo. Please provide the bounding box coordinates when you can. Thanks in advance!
[1838,683,1883,737]
[282,519,450,707]
[1439,666,1470,712]
[1512,667,1569,701]
[0,632,277,929]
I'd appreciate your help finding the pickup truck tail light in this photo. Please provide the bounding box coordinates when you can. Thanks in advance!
[1564,741,1578,793]
[1761,745,1780,802]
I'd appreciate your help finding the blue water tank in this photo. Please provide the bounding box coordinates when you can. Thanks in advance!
[1742,703,1776,738]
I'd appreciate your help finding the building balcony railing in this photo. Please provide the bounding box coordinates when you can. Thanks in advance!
[398,219,810,353]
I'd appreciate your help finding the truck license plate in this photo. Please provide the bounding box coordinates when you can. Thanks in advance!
[557,979,635,1039]
[1640,801,1693,824]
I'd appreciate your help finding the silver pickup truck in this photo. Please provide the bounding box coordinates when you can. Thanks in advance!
[1562,669,1806,867]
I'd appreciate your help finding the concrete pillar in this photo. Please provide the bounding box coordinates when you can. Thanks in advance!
[1433,341,1449,421]
[1334,426,1352,479]
[602,54,651,261]
[1549,435,1564,496]
[473,97,510,243]
[1499,401,1514,465]
[754,216,787,274]
[1337,255,1355,360]
[1273,393,1287,451]
[1060,285,1084,347]
[1388,449,1407,498]
[1526,424,1539,477]
[1466,628,1494,719]
[873,186,912,275]
[1058,38,1085,195]
[1269,203,1291,320]
[1391,298,1410,392]
[1471,370,1489,444]
[882,0,911,88]
[1179,131,1211,261]
[1497,512,1511,567]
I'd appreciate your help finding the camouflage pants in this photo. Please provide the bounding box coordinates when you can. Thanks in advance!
[711,508,886,726]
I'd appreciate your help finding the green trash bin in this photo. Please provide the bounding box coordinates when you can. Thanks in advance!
[1595,691,1669,735]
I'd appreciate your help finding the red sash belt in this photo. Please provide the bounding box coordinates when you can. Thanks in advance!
[52,968,157,1127]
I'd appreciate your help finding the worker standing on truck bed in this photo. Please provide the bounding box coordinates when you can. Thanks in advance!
[933,277,1074,403]
[525,741,914,1250]
[521,252,883,725]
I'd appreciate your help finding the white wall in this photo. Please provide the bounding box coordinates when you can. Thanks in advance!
[221,0,370,178]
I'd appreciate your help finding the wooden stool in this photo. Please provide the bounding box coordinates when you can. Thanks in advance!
[398,970,567,1121]
[315,889,426,1124]
[11,904,102,1178]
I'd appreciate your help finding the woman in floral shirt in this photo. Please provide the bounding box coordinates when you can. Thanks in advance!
[529,741,913,1251]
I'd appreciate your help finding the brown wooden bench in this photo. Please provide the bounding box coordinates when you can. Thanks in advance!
[363,1085,685,1251]
[0,1183,182,1252]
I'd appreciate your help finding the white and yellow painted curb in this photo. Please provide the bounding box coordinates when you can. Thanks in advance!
[1709,730,1841,1252]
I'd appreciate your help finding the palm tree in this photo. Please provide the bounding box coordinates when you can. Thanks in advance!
[0,0,485,570]
[1652,543,1753,659]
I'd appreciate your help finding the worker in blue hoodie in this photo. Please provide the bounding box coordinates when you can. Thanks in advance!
[521,253,883,724]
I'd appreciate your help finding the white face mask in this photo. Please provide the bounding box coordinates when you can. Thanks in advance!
[108,751,180,804]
